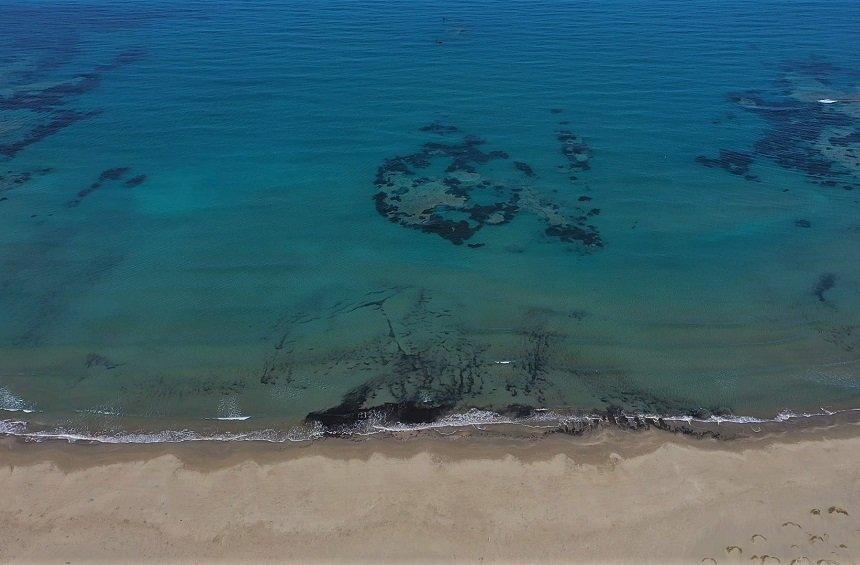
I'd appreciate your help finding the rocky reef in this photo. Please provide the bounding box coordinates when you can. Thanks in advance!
[373,124,603,248]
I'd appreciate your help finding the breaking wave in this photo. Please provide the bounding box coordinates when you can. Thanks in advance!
[2,406,858,445]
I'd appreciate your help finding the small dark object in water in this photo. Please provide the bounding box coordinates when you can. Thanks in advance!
[124,174,147,187]
[550,108,564,114]
[813,273,836,302]
[578,195,591,202]
[795,219,811,228]
[419,121,458,135]
[514,161,535,177]
[98,167,130,182]
[467,242,485,248]
[85,353,119,370]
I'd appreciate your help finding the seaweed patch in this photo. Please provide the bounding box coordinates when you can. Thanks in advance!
[710,58,859,190]
[813,272,836,303]
[67,166,146,207]
[124,174,147,188]
[419,121,459,135]
[0,49,146,159]
[557,129,592,174]
[0,110,100,158]
[0,167,54,197]
[695,149,759,181]
[372,124,602,248]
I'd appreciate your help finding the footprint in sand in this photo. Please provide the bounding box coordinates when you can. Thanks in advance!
[827,507,848,516]
[810,509,822,516]
[750,555,781,563]
[789,558,812,565]
[726,545,743,555]
[751,534,768,543]
[783,522,803,529]
[701,558,717,564]
[808,534,827,544]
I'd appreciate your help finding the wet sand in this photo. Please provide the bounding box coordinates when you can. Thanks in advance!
[1,425,858,563]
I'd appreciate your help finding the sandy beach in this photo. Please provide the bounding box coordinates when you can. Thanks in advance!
[0,425,858,564]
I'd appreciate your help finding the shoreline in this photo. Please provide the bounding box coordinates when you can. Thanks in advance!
[4,403,860,446]
[1,421,859,562]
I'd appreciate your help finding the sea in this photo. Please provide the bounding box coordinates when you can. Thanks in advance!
[1,0,859,442]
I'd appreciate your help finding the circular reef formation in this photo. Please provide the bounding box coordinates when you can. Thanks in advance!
[373,123,603,249]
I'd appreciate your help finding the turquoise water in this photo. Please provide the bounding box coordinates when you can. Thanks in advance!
[1,0,859,438]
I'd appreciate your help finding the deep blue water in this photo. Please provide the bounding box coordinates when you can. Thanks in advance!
[1,0,859,438]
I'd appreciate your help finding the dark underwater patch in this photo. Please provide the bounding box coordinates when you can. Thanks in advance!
[373,125,602,248]
[0,110,100,158]
[124,174,147,188]
[260,288,740,437]
[557,129,592,174]
[0,167,54,197]
[419,121,459,135]
[514,161,535,177]
[709,58,860,190]
[67,166,144,207]
[813,273,836,303]
[0,49,146,113]
[695,149,759,181]
[0,48,146,160]
[85,352,120,370]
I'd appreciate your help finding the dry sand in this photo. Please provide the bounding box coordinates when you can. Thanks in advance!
[0,426,858,564]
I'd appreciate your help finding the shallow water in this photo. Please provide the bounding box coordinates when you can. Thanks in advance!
[1,0,859,438]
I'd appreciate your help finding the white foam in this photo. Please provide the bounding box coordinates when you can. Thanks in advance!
[77,408,122,416]
[818,98,838,104]
[0,419,324,444]
[214,396,249,421]
[0,387,34,413]
[2,406,858,445]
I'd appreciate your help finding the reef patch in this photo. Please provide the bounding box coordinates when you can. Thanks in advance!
[708,58,859,190]
[0,49,146,160]
[67,166,146,207]
[557,129,592,174]
[372,124,602,248]
[0,167,54,198]
[695,149,759,181]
